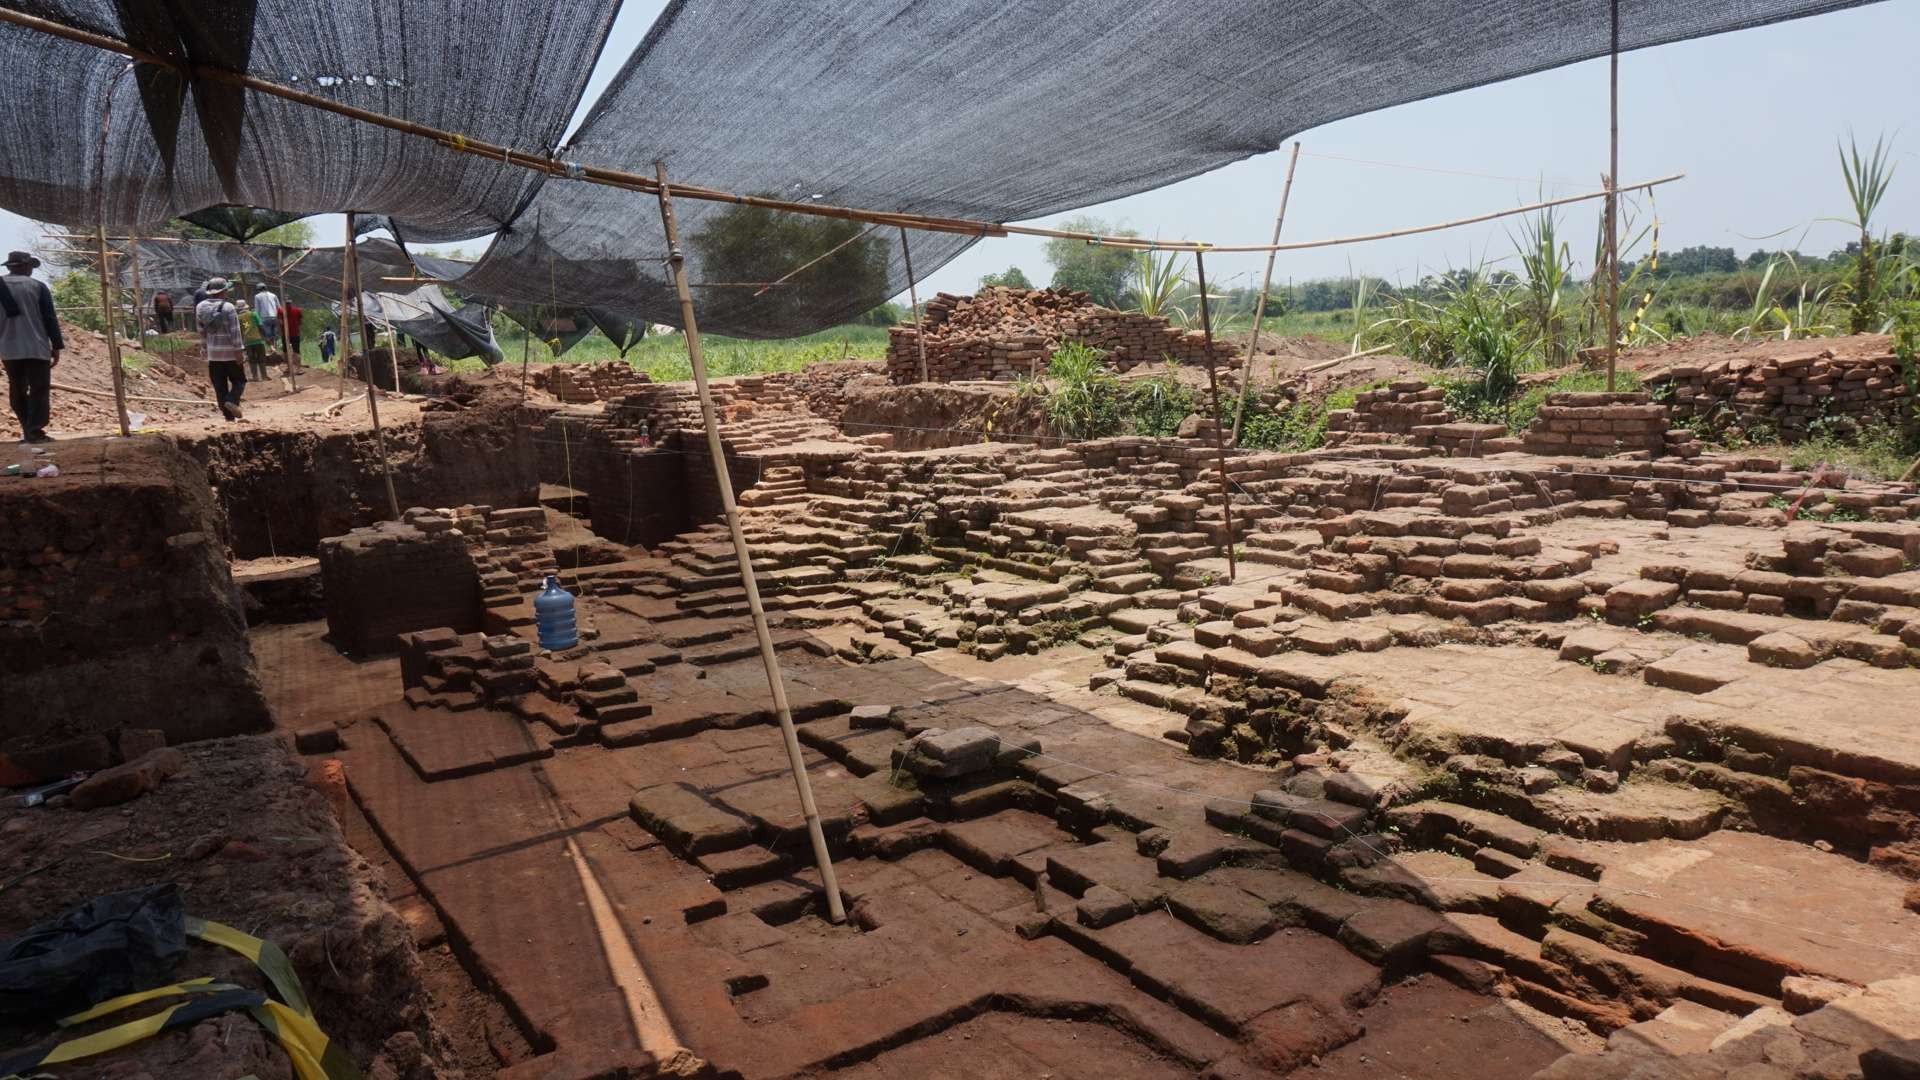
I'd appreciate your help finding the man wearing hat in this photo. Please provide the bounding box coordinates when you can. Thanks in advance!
[0,250,62,443]
[195,277,247,420]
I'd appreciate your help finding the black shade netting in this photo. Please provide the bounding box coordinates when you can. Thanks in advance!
[361,284,499,362]
[181,205,310,241]
[0,0,622,243]
[455,0,1874,338]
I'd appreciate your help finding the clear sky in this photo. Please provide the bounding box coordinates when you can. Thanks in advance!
[6,1,1915,305]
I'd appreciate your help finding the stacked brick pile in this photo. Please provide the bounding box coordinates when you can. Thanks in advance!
[1642,346,1914,440]
[537,363,652,404]
[1323,381,1455,446]
[319,518,481,654]
[1519,391,1696,458]
[884,286,1237,384]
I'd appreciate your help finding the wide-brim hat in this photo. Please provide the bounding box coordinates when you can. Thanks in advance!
[204,277,230,294]
[3,251,40,269]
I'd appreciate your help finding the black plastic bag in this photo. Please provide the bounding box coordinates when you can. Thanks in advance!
[0,883,186,1021]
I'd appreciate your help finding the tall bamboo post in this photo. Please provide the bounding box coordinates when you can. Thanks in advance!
[655,161,844,924]
[1193,250,1236,582]
[346,219,400,519]
[126,229,143,337]
[275,247,298,390]
[898,227,929,383]
[93,225,131,436]
[1232,141,1302,445]
[519,310,532,398]
[1605,0,1621,391]
[335,215,354,400]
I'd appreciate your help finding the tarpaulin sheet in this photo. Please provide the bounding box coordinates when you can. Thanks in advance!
[0,0,622,242]
[3,0,1879,339]
[455,0,1875,338]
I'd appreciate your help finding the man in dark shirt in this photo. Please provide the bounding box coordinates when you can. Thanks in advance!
[0,250,64,443]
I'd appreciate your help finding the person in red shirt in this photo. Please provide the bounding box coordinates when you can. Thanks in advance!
[282,303,304,380]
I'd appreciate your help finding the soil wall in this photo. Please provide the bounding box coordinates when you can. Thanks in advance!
[0,437,269,773]
[184,393,542,559]
[839,383,1054,451]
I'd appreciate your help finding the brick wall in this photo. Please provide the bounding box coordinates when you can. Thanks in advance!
[1517,392,1700,458]
[1,438,268,774]
[1643,348,1914,441]
[884,291,1237,384]
[319,519,481,655]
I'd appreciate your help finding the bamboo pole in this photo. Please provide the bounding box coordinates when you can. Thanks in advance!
[276,247,298,390]
[52,379,214,407]
[519,312,532,399]
[93,225,131,436]
[1605,0,1621,392]
[346,218,400,519]
[1192,250,1236,583]
[654,161,845,925]
[335,215,354,401]
[1232,141,1302,445]
[0,1,1683,259]
[898,227,929,383]
[127,229,143,337]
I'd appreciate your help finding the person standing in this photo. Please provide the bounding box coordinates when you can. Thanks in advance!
[238,300,269,381]
[319,327,337,368]
[251,285,280,349]
[282,302,303,384]
[152,290,174,334]
[195,277,246,420]
[0,250,62,443]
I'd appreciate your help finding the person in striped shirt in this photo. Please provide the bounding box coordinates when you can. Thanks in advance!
[195,278,247,421]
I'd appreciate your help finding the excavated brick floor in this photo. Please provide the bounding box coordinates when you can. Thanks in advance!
[263,387,1920,1078]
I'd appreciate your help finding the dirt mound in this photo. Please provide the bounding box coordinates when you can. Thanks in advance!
[34,329,214,435]
[1619,331,1896,377]
[839,382,1053,450]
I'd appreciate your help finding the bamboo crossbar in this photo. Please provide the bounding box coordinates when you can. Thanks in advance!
[0,6,1683,257]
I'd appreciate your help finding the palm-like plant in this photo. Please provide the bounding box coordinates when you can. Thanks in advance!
[1513,207,1573,364]
[1129,249,1191,321]
[1839,133,1897,334]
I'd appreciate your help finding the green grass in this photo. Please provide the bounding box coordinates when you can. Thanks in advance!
[130,324,893,383]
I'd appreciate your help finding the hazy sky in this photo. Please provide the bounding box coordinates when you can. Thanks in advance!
[6,1,1915,306]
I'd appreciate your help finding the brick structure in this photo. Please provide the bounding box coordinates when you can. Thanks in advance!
[319,519,481,654]
[534,362,654,404]
[1519,391,1698,458]
[1643,346,1915,441]
[0,438,268,776]
[884,287,1237,384]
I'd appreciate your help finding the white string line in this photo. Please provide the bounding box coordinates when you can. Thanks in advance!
[526,422,1912,496]
[963,734,1920,960]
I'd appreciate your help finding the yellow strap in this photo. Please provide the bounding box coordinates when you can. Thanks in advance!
[39,1002,180,1065]
[186,916,313,1019]
[58,977,220,1026]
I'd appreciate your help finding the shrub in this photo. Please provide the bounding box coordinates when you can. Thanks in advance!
[1125,363,1197,437]
[1043,342,1123,439]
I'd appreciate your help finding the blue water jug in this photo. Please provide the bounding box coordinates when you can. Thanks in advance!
[534,575,578,651]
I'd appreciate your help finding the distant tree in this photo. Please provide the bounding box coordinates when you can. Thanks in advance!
[978,266,1033,290]
[856,302,903,326]
[690,202,891,327]
[1660,245,1740,276]
[1044,216,1138,307]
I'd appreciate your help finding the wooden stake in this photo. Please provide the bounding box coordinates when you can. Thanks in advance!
[335,214,354,401]
[94,225,131,436]
[127,228,144,337]
[519,311,532,399]
[899,227,929,383]
[654,161,845,925]
[1193,250,1236,582]
[1233,141,1302,445]
[1605,0,1621,392]
[276,247,298,391]
[347,216,400,519]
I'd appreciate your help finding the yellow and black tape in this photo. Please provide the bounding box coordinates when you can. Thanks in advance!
[0,918,362,1080]
[1,983,266,1078]
[1622,193,1661,344]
